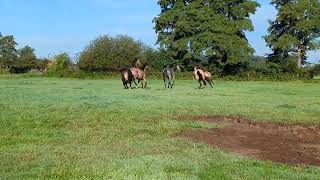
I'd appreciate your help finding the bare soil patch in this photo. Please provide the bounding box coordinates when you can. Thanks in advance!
[179,116,320,166]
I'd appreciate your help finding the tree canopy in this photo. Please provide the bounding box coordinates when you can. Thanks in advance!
[265,0,320,69]
[16,46,37,70]
[0,33,17,69]
[154,0,260,70]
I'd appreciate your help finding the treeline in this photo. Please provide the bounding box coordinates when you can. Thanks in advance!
[1,0,320,80]
[152,0,320,79]
[1,33,320,80]
[0,34,37,73]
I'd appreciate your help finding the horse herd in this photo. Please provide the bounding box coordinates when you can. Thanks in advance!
[121,58,215,89]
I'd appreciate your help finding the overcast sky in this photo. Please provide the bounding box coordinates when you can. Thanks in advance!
[0,0,318,62]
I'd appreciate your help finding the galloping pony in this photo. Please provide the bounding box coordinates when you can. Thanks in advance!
[194,66,214,88]
[163,64,181,88]
[131,63,151,88]
[121,58,141,89]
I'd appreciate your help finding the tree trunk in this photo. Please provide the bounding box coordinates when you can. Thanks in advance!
[297,45,305,68]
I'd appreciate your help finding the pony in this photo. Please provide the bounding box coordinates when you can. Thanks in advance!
[130,63,152,88]
[121,68,134,89]
[121,58,141,89]
[194,66,214,88]
[203,67,215,87]
[163,64,181,88]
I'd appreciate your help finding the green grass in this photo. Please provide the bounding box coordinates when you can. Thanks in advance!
[1,77,320,179]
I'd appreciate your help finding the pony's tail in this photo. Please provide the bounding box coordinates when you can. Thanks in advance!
[197,71,204,80]
[127,68,134,82]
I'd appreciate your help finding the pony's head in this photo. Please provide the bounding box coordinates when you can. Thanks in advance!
[176,65,181,71]
[171,64,181,71]
[142,63,152,72]
[132,58,142,68]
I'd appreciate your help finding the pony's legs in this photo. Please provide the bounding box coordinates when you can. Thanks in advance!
[198,80,202,89]
[133,80,138,88]
[207,80,213,88]
[203,80,207,87]
[129,81,132,89]
[171,76,175,88]
[163,79,167,88]
[144,80,147,88]
[123,82,127,89]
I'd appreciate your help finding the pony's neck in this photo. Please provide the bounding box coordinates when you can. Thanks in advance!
[132,59,141,68]
[172,65,177,72]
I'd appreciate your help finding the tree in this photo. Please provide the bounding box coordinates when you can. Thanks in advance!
[36,58,51,72]
[16,46,37,71]
[143,48,175,70]
[48,52,71,71]
[0,33,17,69]
[265,0,320,69]
[79,35,146,72]
[154,0,259,72]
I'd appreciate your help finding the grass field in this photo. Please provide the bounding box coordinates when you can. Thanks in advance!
[1,76,320,179]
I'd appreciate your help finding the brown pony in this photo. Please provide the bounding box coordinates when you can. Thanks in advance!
[194,66,214,88]
[121,58,141,89]
[131,63,151,88]
[121,68,134,89]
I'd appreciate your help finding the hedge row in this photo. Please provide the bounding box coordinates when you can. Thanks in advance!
[4,69,317,81]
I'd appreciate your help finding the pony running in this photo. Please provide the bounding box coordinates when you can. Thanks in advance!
[130,63,151,88]
[194,66,214,88]
[163,64,181,88]
[121,58,141,89]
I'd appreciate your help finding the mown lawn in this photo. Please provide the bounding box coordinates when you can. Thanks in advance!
[1,76,320,179]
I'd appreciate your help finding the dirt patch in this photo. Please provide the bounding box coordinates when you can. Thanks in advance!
[179,116,320,166]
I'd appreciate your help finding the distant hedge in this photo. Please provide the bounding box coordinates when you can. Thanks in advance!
[14,68,318,82]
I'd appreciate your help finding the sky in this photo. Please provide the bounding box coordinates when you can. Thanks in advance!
[0,0,319,62]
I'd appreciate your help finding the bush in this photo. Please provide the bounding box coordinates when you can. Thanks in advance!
[0,67,10,74]
[13,46,37,72]
[36,58,51,72]
[79,35,145,72]
[48,53,71,72]
[309,64,320,78]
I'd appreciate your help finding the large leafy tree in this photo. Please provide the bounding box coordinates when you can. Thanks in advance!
[0,33,17,69]
[265,0,320,69]
[16,46,37,70]
[143,48,175,70]
[154,0,259,71]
